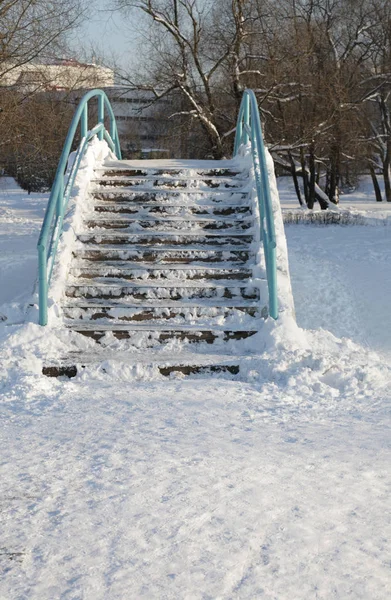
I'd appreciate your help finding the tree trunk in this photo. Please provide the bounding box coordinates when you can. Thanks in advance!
[300,148,309,206]
[288,151,303,206]
[369,163,383,202]
[383,141,391,202]
[325,168,330,198]
[328,146,340,205]
[308,144,316,209]
[273,154,329,209]
[316,162,321,185]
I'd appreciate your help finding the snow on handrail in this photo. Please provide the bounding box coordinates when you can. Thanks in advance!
[234,90,278,320]
[37,89,121,326]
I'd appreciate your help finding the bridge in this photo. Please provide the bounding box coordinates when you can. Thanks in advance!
[37,89,291,378]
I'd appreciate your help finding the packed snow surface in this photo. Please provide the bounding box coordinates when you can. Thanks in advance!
[0,160,390,599]
[285,225,391,361]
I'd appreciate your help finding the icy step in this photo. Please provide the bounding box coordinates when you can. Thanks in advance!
[69,265,252,281]
[92,177,246,190]
[75,247,253,264]
[63,304,260,323]
[65,283,259,301]
[91,191,249,204]
[65,322,258,343]
[84,217,253,232]
[77,232,253,247]
[92,203,251,217]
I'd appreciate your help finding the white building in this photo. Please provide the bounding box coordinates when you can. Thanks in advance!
[103,86,172,158]
[0,59,114,92]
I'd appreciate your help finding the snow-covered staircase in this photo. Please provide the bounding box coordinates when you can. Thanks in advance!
[44,159,264,378]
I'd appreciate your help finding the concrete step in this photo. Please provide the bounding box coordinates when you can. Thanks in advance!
[92,203,251,217]
[42,350,258,378]
[95,167,245,178]
[74,247,253,264]
[43,363,242,378]
[65,322,258,343]
[91,191,249,204]
[83,217,253,232]
[92,176,246,189]
[69,265,252,281]
[64,297,260,308]
[62,304,260,323]
[65,282,259,301]
[77,232,254,247]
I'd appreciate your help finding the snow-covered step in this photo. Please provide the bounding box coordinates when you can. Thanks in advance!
[43,362,241,378]
[62,304,260,323]
[83,217,253,232]
[77,232,254,247]
[69,265,252,281]
[94,174,247,183]
[75,247,253,264]
[92,177,246,190]
[64,298,260,308]
[42,350,258,379]
[73,259,251,271]
[92,203,252,217]
[91,190,249,204]
[87,213,252,224]
[66,322,258,343]
[65,282,259,301]
[95,167,245,178]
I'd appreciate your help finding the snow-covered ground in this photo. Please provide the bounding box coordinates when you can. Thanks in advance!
[0,174,390,599]
[0,178,47,323]
[278,173,391,215]
[285,225,391,361]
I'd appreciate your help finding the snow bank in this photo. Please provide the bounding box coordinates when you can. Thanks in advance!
[234,145,304,356]
[47,138,114,323]
[283,209,391,226]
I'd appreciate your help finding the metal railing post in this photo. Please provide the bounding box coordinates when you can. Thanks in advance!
[38,244,48,325]
[243,93,250,145]
[56,176,64,220]
[236,118,243,155]
[81,104,88,139]
[98,95,104,141]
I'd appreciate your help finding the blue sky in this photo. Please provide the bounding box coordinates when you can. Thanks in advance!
[75,0,138,70]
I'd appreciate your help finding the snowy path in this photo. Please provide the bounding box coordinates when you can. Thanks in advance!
[285,225,391,360]
[1,376,390,599]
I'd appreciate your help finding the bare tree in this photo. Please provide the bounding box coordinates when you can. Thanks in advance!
[115,0,255,158]
[0,0,88,190]
[1,92,74,191]
[244,0,381,207]
[0,0,85,80]
[358,0,391,201]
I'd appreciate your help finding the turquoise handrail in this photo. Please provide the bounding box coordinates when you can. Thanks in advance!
[233,90,278,320]
[37,89,121,326]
